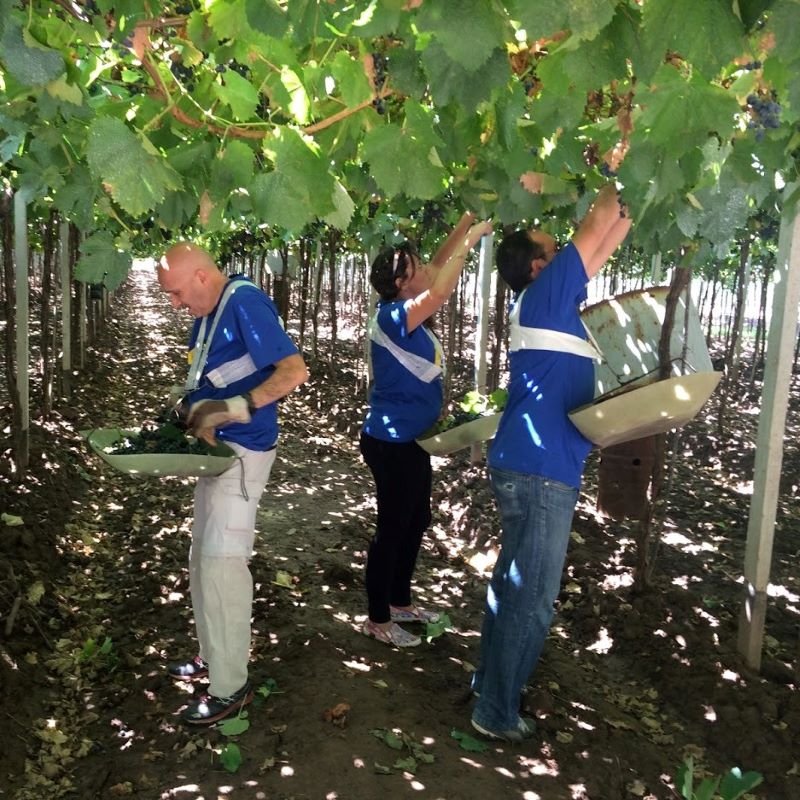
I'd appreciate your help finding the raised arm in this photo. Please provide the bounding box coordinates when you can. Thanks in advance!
[405,217,493,332]
[429,211,476,269]
[572,185,632,279]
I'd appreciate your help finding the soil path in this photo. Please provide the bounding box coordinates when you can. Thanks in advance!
[2,264,798,800]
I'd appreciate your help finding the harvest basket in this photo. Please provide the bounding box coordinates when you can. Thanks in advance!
[568,371,722,449]
[84,428,237,477]
[416,413,503,456]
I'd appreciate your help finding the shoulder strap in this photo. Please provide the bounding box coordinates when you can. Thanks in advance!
[368,316,443,383]
[185,280,255,391]
[509,287,603,361]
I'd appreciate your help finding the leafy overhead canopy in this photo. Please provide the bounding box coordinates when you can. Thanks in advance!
[0,0,798,271]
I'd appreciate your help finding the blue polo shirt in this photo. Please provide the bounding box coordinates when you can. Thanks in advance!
[363,300,443,442]
[187,278,298,451]
[488,242,595,487]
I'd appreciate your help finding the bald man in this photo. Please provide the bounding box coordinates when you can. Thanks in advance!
[157,243,308,725]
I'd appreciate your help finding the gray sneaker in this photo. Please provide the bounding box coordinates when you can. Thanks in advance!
[471,716,537,743]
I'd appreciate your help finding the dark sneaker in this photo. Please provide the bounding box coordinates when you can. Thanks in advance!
[168,656,209,682]
[471,716,537,743]
[181,682,254,726]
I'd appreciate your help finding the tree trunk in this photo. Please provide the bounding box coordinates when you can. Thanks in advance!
[749,255,773,389]
[273,243,291,324]
[326,230,340,375]
[704,263,721,350]
[633,265,692,591]
[311,238,324,363]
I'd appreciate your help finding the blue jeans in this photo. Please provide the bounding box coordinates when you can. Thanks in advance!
[472,468,578,731]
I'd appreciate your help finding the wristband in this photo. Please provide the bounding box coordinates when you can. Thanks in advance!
[243,391,257,413]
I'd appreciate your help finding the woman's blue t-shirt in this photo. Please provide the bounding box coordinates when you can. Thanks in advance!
[363,300,443,442]
[187,279,298,451]
[488,242,595,488]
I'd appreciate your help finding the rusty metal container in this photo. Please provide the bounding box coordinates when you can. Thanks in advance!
[596,435,657,520]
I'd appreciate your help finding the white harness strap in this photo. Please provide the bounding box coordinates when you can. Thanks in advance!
[368,316,443,383]
[185,279,255,391]
[509,287,603,361]
[206,352,258,388]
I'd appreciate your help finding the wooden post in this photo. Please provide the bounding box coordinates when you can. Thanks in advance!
[737,207,800,670]
[59,220,72,397]
[13,191,30,469]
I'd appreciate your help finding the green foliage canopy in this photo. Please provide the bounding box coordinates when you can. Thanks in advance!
[1,0,799,273]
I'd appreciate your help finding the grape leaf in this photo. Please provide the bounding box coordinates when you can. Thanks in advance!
[0,18,65,86]
[330,50,373,108]
[51,165,98,230]
[250,133,340,230]
[537,18,630,92]
[415,0,507,71]
[280,66,311,125]
[208,0,263,43]
[75,231,132,291]
[45,76,83,106]
[507,0,616,42]
[422,44,510,112]
[450,728,489,753]
[219,715,250,737]
[361,111,447,200]
[767,0,800,62]
[220,743,242,773]
[245,0,288,38]
[640,0,743,80]
[213,69,259,121]
[251,171,314,231]
[86,117,182,217]
[210,140,256,200]
[323,181,355,231]
[633,67,741,150]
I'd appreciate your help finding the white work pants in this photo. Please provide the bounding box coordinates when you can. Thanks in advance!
[189,443,276,697]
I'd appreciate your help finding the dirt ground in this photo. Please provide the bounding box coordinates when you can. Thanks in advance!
[1,264,798,800]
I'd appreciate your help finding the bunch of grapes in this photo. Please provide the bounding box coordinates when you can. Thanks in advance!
[170,59,195,91]
[107,422,215,456]
[746,93,781,141]
[421,202,445,229]
[216,60,251,78]
[372,52,387,115]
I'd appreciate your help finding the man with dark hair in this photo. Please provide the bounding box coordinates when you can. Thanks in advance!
[471,184,631,742]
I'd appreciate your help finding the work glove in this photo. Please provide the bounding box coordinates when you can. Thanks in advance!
[168,384,185,405]
[187,396,251,445]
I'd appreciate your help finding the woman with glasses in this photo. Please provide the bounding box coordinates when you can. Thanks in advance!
[360,212,492,647]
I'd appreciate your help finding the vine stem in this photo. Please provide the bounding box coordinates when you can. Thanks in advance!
[130,19,393,141]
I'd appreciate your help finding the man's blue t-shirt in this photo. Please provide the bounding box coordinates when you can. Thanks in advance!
[187,278,298,451]
[488,242,595,488]
[363,300,443,442]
